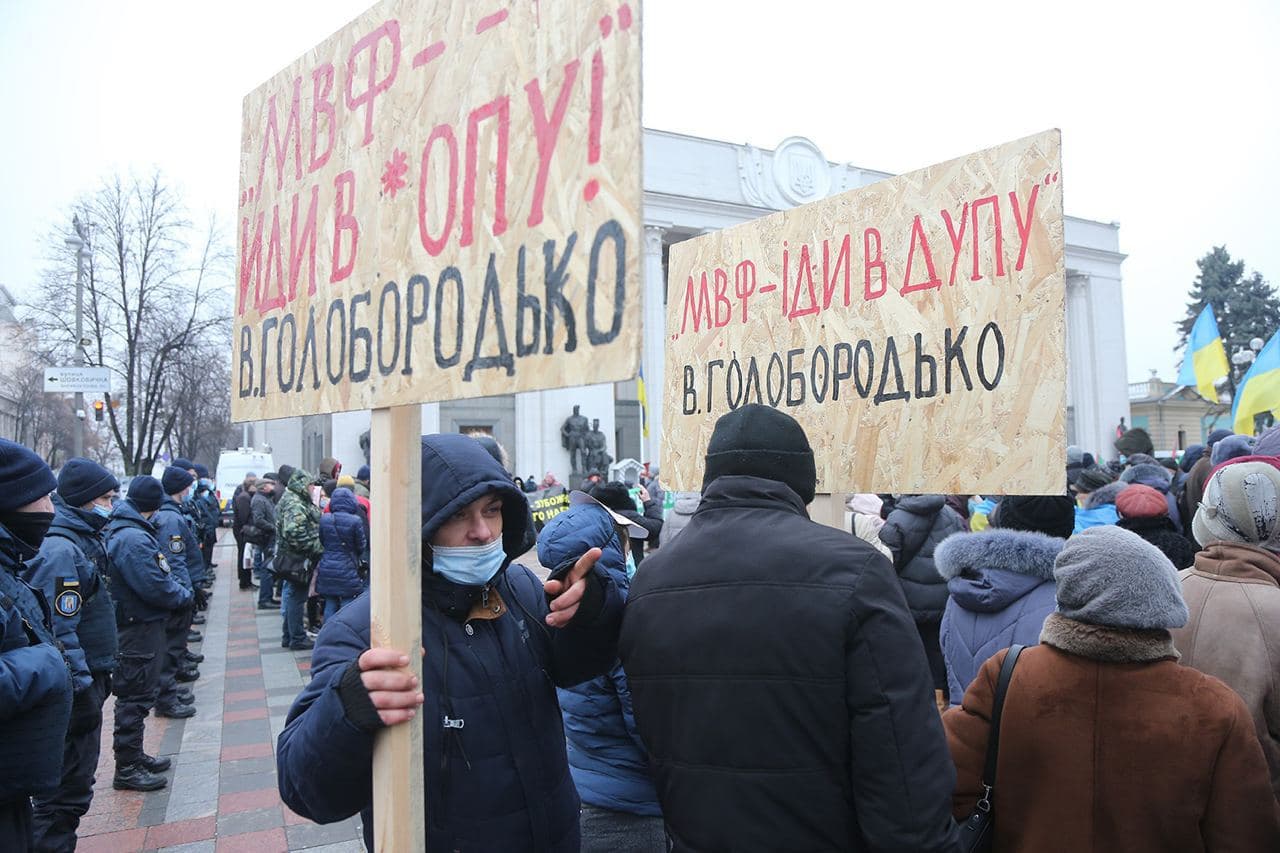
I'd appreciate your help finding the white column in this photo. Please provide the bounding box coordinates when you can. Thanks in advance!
[1065,273,1097,457]
[642,225,667,469]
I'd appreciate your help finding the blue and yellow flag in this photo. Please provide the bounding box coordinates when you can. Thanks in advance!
[1178,304,1230,401]
[637,366,649,439]
[1233,331,1280,434]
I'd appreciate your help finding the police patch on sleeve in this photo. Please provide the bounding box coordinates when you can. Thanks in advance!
[169,535,184,554]
[54,578,82,617]
[156,553,171,573]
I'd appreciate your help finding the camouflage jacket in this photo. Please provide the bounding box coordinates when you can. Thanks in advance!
[276,468,323,559]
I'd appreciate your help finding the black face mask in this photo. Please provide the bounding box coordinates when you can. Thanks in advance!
[1,511,56,557]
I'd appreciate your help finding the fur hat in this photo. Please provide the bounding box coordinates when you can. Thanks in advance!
[702,405,816,504]
[1209,434,1256,466]
[1115,427,1154,457]
[1254,425,1280,459]
[1120,463,1172,488]
[1075,466,1115,494]
[1085,481,1126,509]
[1053,525,1188,630]
[1193,460,1280,552]
[990,495,1076,540]
[1115,484,1168,520]
[1206,428,1234,449]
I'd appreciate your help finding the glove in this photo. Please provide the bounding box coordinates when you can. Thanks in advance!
[193,587,209,610]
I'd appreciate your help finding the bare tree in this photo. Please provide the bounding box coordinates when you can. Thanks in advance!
[167,337,234,466]
[31,173,231,475]
[0,324,88,467]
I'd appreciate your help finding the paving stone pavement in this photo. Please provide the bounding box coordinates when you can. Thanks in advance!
[77,531,365,852]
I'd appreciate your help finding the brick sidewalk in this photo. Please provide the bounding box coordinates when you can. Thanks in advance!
[77,531,365,852]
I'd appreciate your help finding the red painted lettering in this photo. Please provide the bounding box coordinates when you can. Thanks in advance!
[309,64,335,174]
[417,124,458,256]
[289,185,320,300]
[680,273,712,335]
[331,170,358,283]
[788,243,819,319]
[345,20,401,148]
[259,204,286,312]
[863,228,886,300]
[970,195,1006,282]
[713,267,731,327]
[524,60,580,227]
[901,215,942,294]
[255,76,302,195]
[734,260,756,324]
[237,212,264,317]
[822,234,850,309]
[1009,185,1039,271]
[461,96,510,246]
[941,202,968,286]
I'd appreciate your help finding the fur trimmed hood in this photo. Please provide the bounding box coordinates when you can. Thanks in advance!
[936,529,1063,613]
[1086,481,1126,509]
[1040,612,1179,663]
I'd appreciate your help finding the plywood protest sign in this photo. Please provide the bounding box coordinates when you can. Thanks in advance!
[233,2,641,848]
[663,130,1065,496]
[232,0,642,423]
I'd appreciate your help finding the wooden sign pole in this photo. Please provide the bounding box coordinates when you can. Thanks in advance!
[817,492,846,531]
[369,405,425,851]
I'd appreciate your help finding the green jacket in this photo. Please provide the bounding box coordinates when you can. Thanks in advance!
[276,468,323,559]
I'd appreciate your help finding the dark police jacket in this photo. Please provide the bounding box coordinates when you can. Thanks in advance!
[105,501,192,624]
[0,523,74,800]
[277,433,623,852]
[618,476,961,853]
[154,497,200,594]
[23,495,119,692]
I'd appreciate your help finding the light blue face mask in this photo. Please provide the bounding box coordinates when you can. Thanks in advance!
[624,552,637,580]
[91,504,113,519]
[432,537,506,586]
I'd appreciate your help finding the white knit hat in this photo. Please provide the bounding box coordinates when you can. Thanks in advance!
[1193,460,1280,552]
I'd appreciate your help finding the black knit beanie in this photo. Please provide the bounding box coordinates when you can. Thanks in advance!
[702,405,816,504]
[991,495,1077,540]
[0,439,57,513]
[57,457,119,508]
[161,466,194,496]
[127,476,164,513]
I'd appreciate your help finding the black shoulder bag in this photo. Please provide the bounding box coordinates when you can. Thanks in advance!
[959,643,1024,853]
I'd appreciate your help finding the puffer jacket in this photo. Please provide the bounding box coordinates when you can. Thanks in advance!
[935,529,1062,705]
[316,488,367,599]
[539,504,661,817]
[1173,542,1280,799]
[277,434,623,852]
[659,494,700,547]
[879,495,966,623]
[276,468,323,560]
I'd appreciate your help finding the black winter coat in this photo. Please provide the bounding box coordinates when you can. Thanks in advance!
[618,476,960,852]
[879,495,966,624]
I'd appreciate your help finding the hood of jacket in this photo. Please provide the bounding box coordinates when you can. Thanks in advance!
[894,494,947,516]
[936,529,1063,612]
[328,487,359,516]
[287,467,317,500]
[1191,541,1280,587]
[50,493,104,536]
[1085,481,1126,508]
[420,434,529,559]
[846,493,884,518]
[672,494,701,516]
[537,504,628,590]
[106,499,155,535]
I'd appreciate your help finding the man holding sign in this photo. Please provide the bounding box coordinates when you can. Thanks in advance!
[277,434,623,851]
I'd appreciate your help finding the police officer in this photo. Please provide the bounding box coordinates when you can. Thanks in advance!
[192,464,220,573]
[22,459,122,851]
[0,439,74,850]
[105,476,191,791]
[169,460,209,594]
[152,467,202,718]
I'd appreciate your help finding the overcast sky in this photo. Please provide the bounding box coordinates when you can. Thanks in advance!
[1,0,1276,383]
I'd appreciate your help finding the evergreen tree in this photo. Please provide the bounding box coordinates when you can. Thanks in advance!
[1176,246,1280,396]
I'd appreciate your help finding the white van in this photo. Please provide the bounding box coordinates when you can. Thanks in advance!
[216,449,276,519]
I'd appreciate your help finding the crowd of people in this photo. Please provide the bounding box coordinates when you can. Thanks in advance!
[5,409,1280,851]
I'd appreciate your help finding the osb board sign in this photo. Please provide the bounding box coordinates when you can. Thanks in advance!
[232,0,642,422]
[663,130,1066,496]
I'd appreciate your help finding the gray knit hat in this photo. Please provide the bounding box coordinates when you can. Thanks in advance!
[1053,526,1188,630]
[1192,461,1280,552]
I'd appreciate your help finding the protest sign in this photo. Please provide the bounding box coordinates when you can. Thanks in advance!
[529,486,571,531]
[232,0,642,423]
[663,130,1065,496]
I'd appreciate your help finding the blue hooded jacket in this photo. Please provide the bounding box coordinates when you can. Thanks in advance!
[936,529,1064,705]
[1073,481,1123,534]
[317,488,368,599]
[0,523,74,800]
[539,504,661,817]
[22,494,119,690]
[277,434,624,852]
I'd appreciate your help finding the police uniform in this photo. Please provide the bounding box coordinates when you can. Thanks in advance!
[152,497,201,710]
[178,494,209,589]
[22,494,118,851]
[104,500,191,772]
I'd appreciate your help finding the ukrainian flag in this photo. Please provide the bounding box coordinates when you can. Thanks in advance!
[637,366,649,439]
[1233,330,1280,434]
[1177,304,1230,401]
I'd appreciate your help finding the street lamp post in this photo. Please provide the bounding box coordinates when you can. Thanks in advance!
[63,216,91,459]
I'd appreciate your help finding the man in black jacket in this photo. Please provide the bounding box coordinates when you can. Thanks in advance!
[232,475,256,590]
[618,405,960,852]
